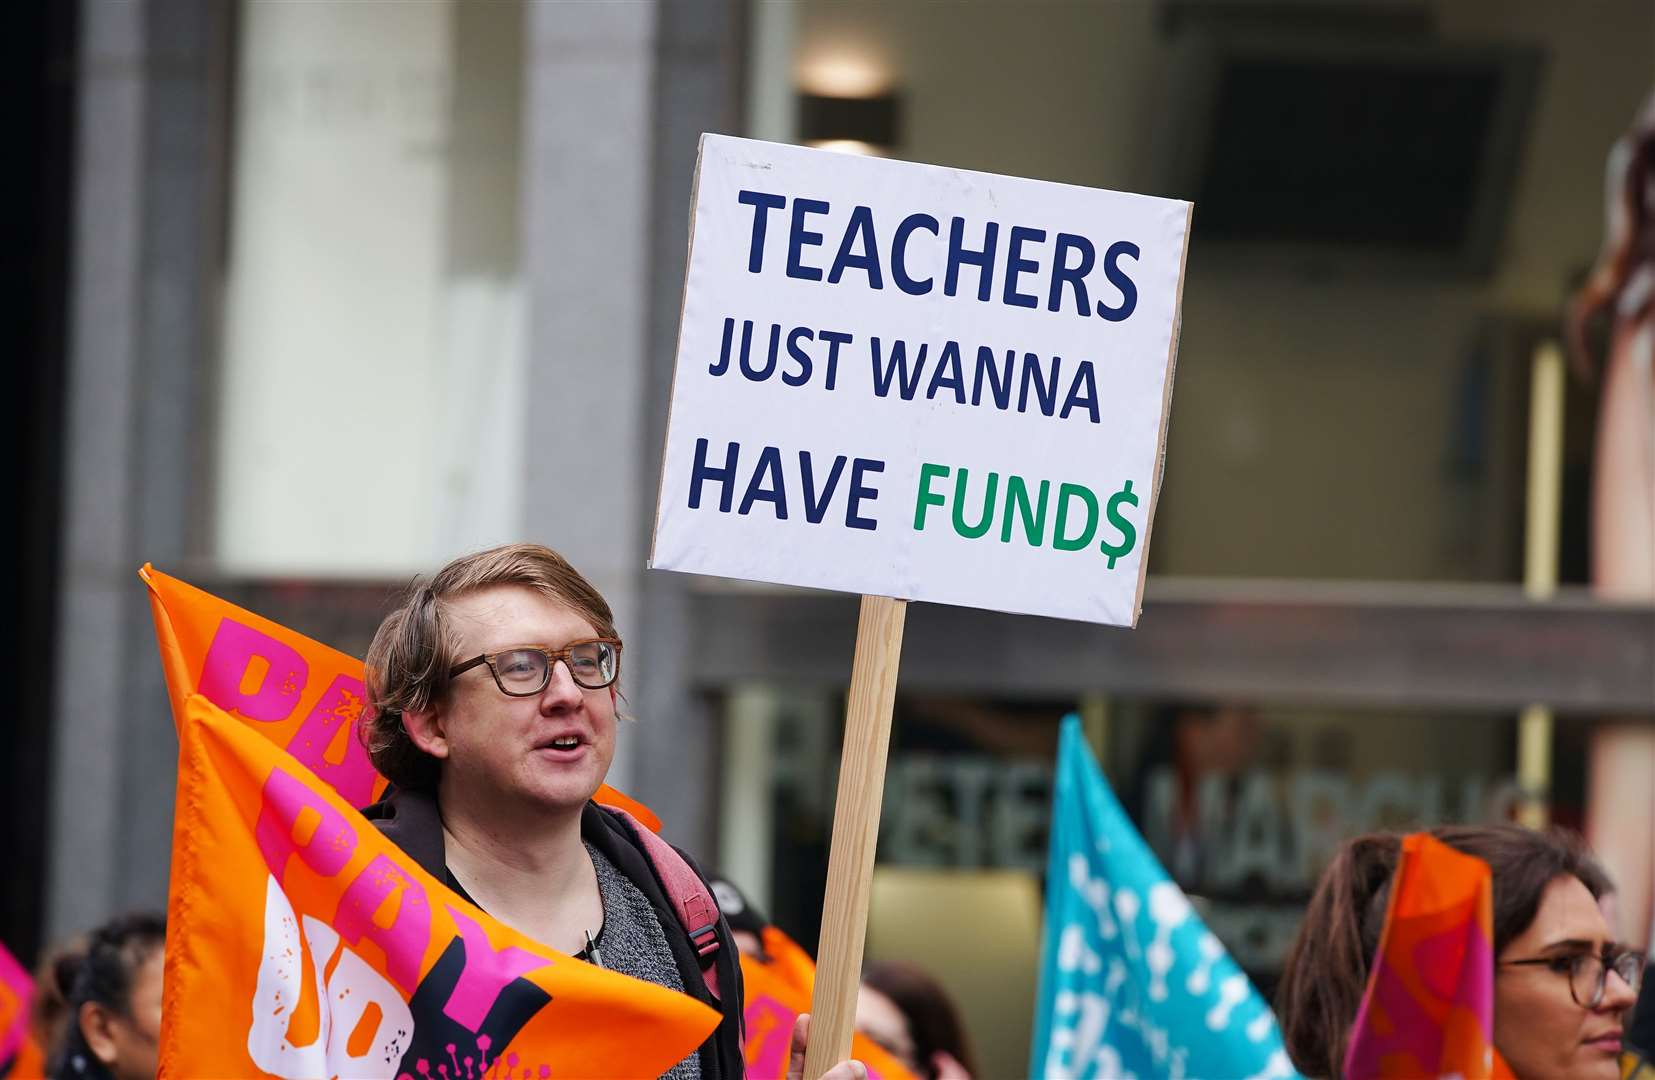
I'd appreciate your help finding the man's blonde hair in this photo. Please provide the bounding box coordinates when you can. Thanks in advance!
[362,543,618,793]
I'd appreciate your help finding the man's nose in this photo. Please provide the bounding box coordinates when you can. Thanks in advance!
[539,659,585,706]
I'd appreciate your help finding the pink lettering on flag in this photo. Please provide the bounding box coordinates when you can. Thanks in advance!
[284,674,378,806]
[255,766,358,882]
[743,995,795,1080]
[335,854,432,995]
[200,619,308,723]
[442,906,550,1032]
[1350,919,1495,1073]
[0,941,32,1067]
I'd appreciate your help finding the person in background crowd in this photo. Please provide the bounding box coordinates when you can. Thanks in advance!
[710,872,878,1080]
[28,935,83,1070]
[856,961,977,1080]
[1124,702,1261,888]
[48,913,164,1080]
[708,873,771,962]
[1568,86,1655,602]
[1569,86,1655,959]
[1276,825,1642,1080]
[361,543,862,1080]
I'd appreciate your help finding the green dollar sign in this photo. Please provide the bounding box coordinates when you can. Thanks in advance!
[1099,480,1138,569]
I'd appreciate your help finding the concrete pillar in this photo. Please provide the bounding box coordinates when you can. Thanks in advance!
[520,1,661,795]
[48,0,226,938]
[630,0,746,860]
[520,0,742,856]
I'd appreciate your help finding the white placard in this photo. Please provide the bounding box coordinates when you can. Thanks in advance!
[650,135,1191,627]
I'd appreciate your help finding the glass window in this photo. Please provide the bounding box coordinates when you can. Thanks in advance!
[216,0,525,575]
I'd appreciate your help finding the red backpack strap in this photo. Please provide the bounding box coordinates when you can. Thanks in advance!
[605,806,723,1001]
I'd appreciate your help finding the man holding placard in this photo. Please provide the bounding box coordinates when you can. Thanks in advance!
[357,543,870,1080]
[652,136,1190,1077]
[359,545,731,1078]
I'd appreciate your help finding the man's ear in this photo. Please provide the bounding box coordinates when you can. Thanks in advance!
[402,707,451,760]
[79,1001,120,1066]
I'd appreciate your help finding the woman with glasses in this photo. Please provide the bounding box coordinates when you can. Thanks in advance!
[359,543,863,1080]
[1275,825,1642,1079]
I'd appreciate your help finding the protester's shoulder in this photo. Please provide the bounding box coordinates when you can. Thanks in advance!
[585,798,652,844]
[360,793,392,825]
[587,802,713,877]
[360,786,446,878]
[586,803,744,1078]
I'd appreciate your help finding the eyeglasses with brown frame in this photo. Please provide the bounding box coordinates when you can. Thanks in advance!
[447,638,622,695]
[1499,946,1645,1008]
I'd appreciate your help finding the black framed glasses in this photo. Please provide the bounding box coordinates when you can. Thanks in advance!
[448,638,622,695]
[1501,947,1645,1008]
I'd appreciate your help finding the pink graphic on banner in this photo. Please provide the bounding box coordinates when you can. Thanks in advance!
[1347,920,1495,1073]
[442,909,550,1033]
[743,995,793,1080]
[0,941,32,1068]
[335,854,434,995]
[1343,833,1503,1079]
[285,674,379,806]
[255,765,359,880]
[200,619,307,724]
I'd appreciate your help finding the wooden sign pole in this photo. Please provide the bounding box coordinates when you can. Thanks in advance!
[801,594,908,1080]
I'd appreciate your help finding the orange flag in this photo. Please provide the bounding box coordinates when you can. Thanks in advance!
[2,1041,43,1080]
[1344,832,1512,1079]
[740,927,918,1080]
[161,692,717,1078]
[141,564,659,830]
[0,943,45,1080]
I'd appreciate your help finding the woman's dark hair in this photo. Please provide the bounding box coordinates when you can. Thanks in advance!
[49,911,165,1078]
[29,935,85,1061]
[1275,825,1611,1079]
[862,960,979,1080]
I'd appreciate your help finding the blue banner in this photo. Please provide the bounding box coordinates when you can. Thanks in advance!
[1029,715,1299,1079]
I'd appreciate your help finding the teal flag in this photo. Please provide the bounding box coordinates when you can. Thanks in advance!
[1029,715,1299,1079]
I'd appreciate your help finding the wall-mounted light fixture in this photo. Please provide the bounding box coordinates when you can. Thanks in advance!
[797,91,902,156]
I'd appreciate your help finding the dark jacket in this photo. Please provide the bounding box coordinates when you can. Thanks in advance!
[47,1036,116,1080]
[362,787,745,1080]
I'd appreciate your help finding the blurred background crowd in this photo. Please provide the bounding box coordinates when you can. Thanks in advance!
[3,1,1652,1075]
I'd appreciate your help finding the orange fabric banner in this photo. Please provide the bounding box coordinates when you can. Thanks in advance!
[2,1041,43,1080]
[0,942,44,1080]
[1344,832,1511,1079]
[161,692,717,1078]
[141,564,659,830]
[740,927,917,1080]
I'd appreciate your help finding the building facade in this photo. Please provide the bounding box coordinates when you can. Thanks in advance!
[9,2,1652,1073]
